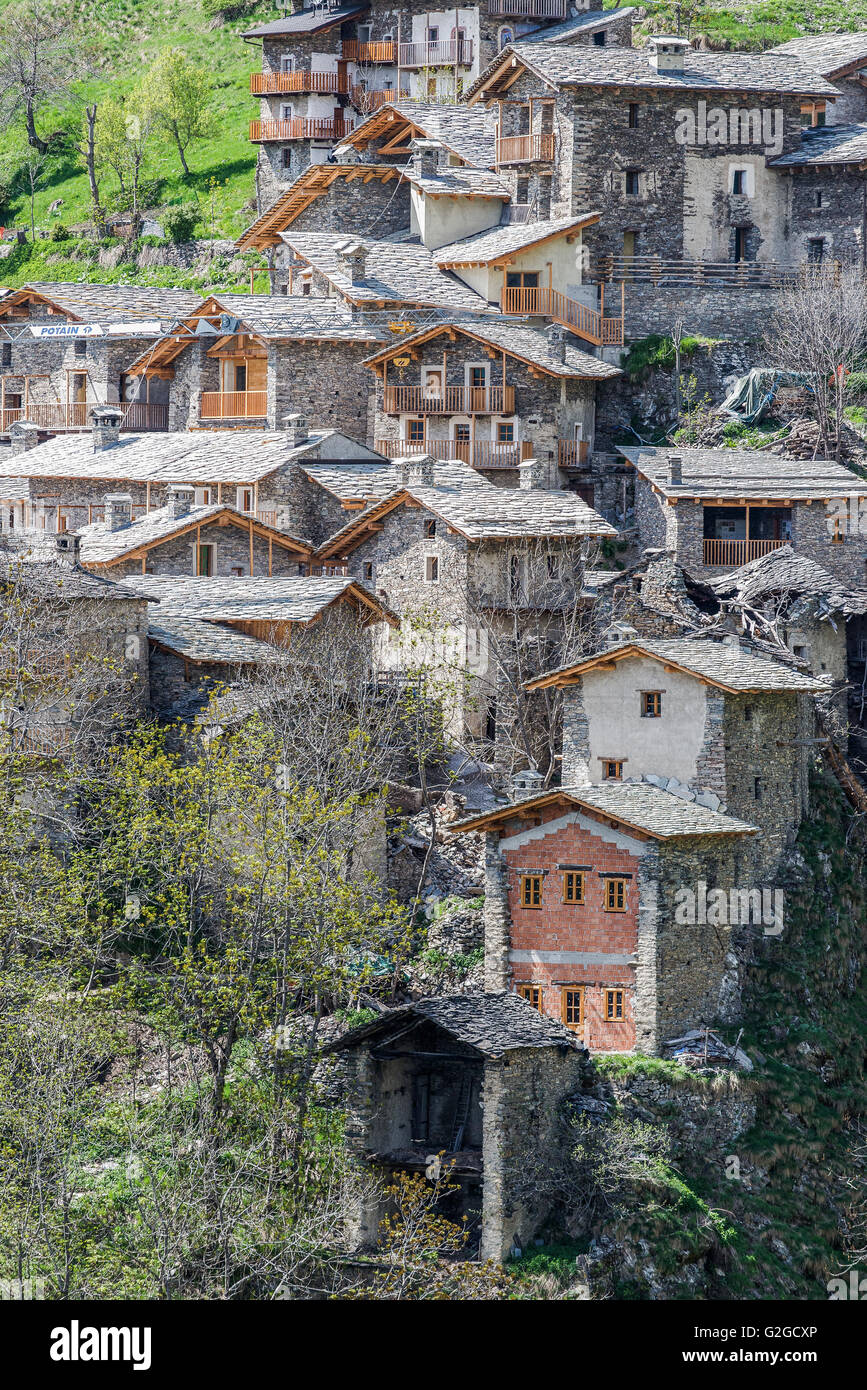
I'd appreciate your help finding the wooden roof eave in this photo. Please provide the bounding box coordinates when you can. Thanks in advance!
[527,643,747,694]
[95,510,311,566]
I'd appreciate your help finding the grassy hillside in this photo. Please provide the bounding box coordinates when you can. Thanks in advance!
[640,1,867,49]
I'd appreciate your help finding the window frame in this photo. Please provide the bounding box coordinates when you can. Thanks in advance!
[516,982,543,1011]
[602,759,623,781]
[561,986,584,1029]
[604,878,628,913]
[604,988,625,1021]
[562,870,585,904]
[424,554,439,584]
[195,542,215,577]
[519,873,543,909]
[641,691,662,718]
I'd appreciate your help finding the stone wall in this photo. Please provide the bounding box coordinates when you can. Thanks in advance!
[107,519,306,579]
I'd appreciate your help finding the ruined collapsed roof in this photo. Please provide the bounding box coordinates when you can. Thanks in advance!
[5,282,202,326]
[242,2,368,38]
[403,165,511,199]
[148,613,279,666]
[282,232,490,312]
[339,101,498,168]
[708,543,867,616]
[197,293,386,343]
[0,430,348,485]
[770,123,867,167]
[618,444,867,499]
[73,503,311,565]
[768,32,867,77]
[529,635,825,693]
[467,42,840,100]
[435,214,599,266]
[364,317,622,380]
[322,992,583,1057]
[450,783,758,839]
[522,7,636,43]
[114,573,396,625]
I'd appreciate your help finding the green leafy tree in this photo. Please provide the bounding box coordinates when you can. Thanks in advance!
[139,49,216,177]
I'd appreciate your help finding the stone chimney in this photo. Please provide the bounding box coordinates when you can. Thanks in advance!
[646,35,690,74]
[8,420,41,455]
[283,413,308,448]
[103,493,132,532]
[518,457,546,490]
[91,404,123,452]
[411,138,443,180]
[167,484,194,520]
[545,323,567,363]
[603,621,638,649]
[667,452,683,485]
[511,767,545,798]
[55,533,81,565]
[724,633,742,657]
[408,453,435,487]
[335,238,368,287]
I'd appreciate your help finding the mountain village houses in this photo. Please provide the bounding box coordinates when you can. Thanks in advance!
[4,15,867,1259]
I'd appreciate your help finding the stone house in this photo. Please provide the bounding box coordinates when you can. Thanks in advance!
[364,318,621,496]
[0,283,201,438]
[768,33,867,127]
[622,444,867,585]
[146,611,279,718]
[322,992,589,1260]
[768,126,867,268]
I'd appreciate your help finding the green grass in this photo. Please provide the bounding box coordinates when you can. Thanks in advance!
[637,1,867,50]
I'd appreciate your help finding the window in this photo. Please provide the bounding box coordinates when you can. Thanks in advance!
[744,704,753,721]
[592,30,605,46]
[561,988,583,1028]
[731,168,747,195]
[282,149,292,170]
[807,237,825,264]
[499,26,513,50]
[237,487,254,513]
[425,555,439,583]
[815,189,824,208]
[427,25,438,42]
[509,553,523,602]
[625,169,640,196]
[562,871,584,904]
[468,365,487,390]
[195,487,214,506]
[627,103,638,128]
[605,989,625,1020]
[516,983,542,1010]
[505,270,539,290]
[74,337,87,358]
[602,760,623,780]
[754,776,763,801]
[363,561,373,581]
[424,519,436,539]
[604,878,627,912]
[453,422,470,444]
[196,544,214,577]
[520,874,543,909]
[641,691,662,718]
[1,343,10,366]
[407,418,425,445]
[496,421,515,443]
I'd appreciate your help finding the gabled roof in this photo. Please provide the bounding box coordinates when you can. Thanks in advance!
[322,992,582,1057]
[523,7,636,43]
[467,42,840,103]
[435,213,599,267]
[1,552,147,602]
[770,123,867,168]
[403,165,512,200]
[236,165,404,250]
[450,783,758,840]
[337,101,497,168]
[0,282,200,331]
[114,574,398,627]
[281,233,489,312]
[708,542,867,616]
[148,613,280,666]
[242,3,368,39]
[527,636,825,693]
[768,33,867,79]
[363,318,621,380]
[74,503,311,567]
[618,444,867,500]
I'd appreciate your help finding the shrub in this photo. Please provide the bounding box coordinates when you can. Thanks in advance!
[162,205,198,244]
[50,223,71,242]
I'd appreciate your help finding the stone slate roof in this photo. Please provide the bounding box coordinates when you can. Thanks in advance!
[73,503,311,565]
[708,543,867,616]
[523,7,636,43]
[467,42,839,100]
[530,635,824,692]
[451,783,758,839]
[243,3,368,38]
[282,232,489,312]
[1,553,146,602]
[436,214,598,265]
[5,282,202,327]
[403,166,511,199]
[770,123,867,167]
[618,444,867,499]
[200,293,385,343]
[365,317,621,379]
[769,33,867,77]
[322,991,582,1057]
[339,101,498,167]
[1,430,348,485]
[148,613,279,665]
[114,573,396,625]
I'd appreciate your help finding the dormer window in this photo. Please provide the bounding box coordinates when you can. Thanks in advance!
[593,31,605,46]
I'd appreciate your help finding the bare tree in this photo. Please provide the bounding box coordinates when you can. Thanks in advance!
[0,0,84,153]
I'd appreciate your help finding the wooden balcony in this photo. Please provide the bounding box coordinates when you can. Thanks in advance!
[558,439,589,468]
[383,385,514,415]
[501,285,624,347]
[489,0,568,14]
[376,438,533,469]
[398,39,474,68]
[200,390,268,420]
[592,255,807,288]
[0,403,168,432]
[341,40,396,62]
[495,133,555,164]
[703,538,787,568]
[250,117,354,142]
[251,71,349,95]
[351,86,400,111]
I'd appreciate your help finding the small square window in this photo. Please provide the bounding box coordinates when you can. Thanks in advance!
[641,691,662,718]
[520,873,543,909]
[604,879,627,912]
[604,988,624,1020]
[562,871,584,904]
[561,988,583,1028]
[496,422,514,443]
[424,519,436,539]
[602,760,623,780]
[407,418,425,444]
[517,983,543,1010]
[625,170,640,196]
[425,555,439,583]
[592,31,605,46]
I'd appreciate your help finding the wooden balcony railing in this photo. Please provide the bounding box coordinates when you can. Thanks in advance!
[489,0,568,14]
[592,255,808,288]
[250,117,354,142]
[0,403,168,432]
[398,40,474,68]
[495,133,555,164]
[703,538,787,567]
[377,438,533,468]
[383,385,514,415]
[501,285,624,347]
[351,86,399,111]
[341,40,396,62]
[200,391,268,420]
[558,439,589,467]
[251,71,349,95]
